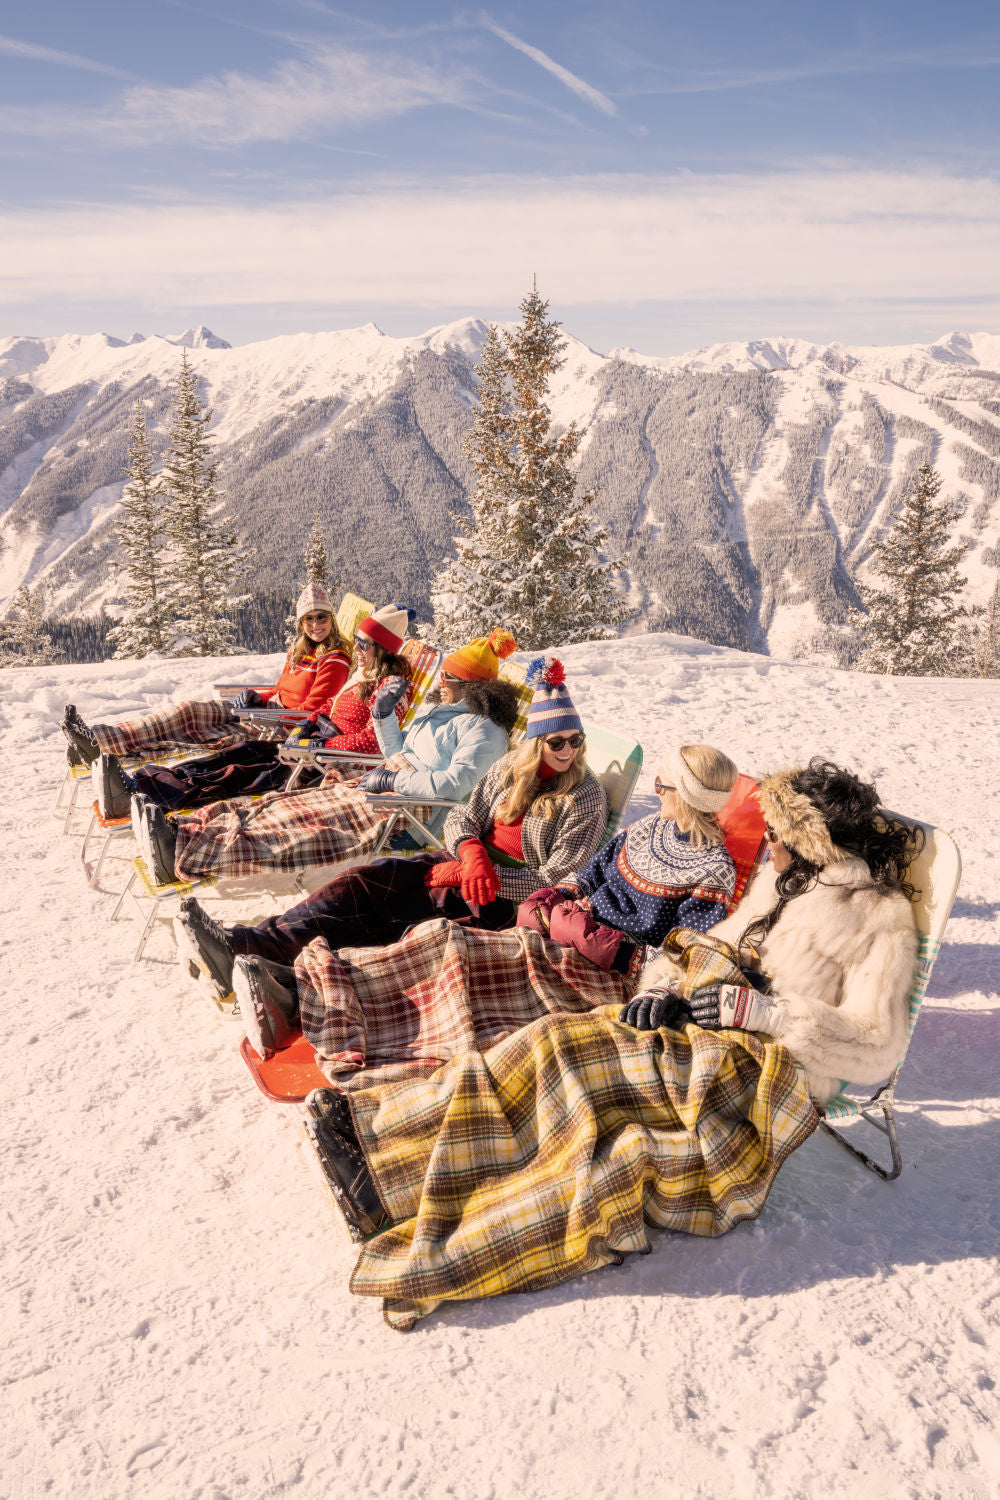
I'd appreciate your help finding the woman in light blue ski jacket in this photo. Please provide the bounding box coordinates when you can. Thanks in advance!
[360,628,522,840]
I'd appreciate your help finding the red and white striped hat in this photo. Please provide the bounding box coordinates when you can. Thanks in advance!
[357,602,416,654]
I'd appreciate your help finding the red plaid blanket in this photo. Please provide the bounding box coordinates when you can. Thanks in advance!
[295,919,635,1080]
[173,782,391,879]
[94,698,248,758]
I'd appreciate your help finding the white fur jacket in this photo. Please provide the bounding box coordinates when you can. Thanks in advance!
[641,856,918,1103]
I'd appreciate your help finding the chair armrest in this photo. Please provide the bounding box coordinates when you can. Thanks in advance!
[364,793,463,810]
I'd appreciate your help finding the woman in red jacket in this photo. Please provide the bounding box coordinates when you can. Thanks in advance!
[63,584,352,815]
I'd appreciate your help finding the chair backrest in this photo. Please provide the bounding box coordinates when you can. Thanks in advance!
[717,773,768,913]
[579,723,643,840]
[884,811,962,1053]
[336,592,377,648]
[498,660,536,741]
[398,638,444,729]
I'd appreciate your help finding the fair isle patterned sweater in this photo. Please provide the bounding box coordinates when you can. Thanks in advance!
[563,814,736,948]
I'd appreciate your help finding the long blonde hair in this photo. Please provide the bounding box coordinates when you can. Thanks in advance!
[291,613,349,666]
[495,736,587,823]
[671,743,737,848]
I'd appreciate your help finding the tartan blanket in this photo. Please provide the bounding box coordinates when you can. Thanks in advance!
[344,1008,819,1329]
[93,698,250,758]
[173,781,391,879]
[296,919,633,1080]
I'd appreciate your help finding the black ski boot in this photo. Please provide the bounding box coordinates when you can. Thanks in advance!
[93,753,135,820]
[305,1086,361,1150]
[174,897,235,1000]
[140,802,177,885]
[304,1113,388,1241]
[233,956,300,1058]
[61,705,101,767]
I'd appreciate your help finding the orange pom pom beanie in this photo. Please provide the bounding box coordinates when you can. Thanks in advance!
[442,627,518,682]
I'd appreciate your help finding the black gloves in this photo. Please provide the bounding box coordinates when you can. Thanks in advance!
[359,768,398,793]
[619,986,690,1032]
[232,688,265,710]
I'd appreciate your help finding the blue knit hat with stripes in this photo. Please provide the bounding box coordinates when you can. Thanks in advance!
[524,655,583,740]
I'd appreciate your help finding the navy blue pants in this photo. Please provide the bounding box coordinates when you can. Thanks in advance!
[228,852,517,966]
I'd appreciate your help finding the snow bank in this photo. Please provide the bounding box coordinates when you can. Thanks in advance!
[2,634,998,1498]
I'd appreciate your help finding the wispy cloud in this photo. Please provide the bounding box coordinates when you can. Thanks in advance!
[2,169,998,311]
[0,32,134,79]
[0,45,471,147]
[623,44,1000,96]
[482,17,616,116]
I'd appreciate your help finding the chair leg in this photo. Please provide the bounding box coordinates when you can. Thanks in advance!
[110,869,137,923]
[80,811,97,871]
[133,902,160,963]
[819,1085,903,1181]
[62,778,82,835]
[54,769,72,814]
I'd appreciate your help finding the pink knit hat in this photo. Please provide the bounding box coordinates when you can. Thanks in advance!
[357,602,416,653]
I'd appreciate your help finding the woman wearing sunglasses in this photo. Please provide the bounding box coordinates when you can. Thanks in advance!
[517,743,739,972]
[175,656,609,1048]
[63,583,353,815]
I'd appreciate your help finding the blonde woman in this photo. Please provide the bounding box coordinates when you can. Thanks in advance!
[180,656,609,1051]
[517,743,738,970]
[64,583,352,815]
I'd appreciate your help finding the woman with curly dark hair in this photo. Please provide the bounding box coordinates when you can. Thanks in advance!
[630,757,923,1102]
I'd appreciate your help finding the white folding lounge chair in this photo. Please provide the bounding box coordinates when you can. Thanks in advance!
[818,813,962,1180]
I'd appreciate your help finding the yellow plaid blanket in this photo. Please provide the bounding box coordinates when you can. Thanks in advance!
[346,1007,819,1329]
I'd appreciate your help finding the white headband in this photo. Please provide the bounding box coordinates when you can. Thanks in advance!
[659,747,732,813]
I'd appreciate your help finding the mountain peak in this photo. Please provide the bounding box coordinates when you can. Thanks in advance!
[166,326,231,350]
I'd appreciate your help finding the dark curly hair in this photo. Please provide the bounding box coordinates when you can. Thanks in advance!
[739,758,924,960]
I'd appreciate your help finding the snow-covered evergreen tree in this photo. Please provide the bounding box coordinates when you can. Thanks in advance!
[432,286,627,650]
[108,397,169,659]
[303,512,335,592]
[859,464,980,676]
[972,546,1000,677]
[160,352,244,656]
[0,585,60,668]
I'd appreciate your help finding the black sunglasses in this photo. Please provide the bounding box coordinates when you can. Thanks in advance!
[441,671,464,684]
[353,635,375,652]
[544,732,584,752]
[654,778,675,795]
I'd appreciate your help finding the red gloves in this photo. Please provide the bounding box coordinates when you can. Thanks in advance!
[457,840,500,907]
[425,860,463,889]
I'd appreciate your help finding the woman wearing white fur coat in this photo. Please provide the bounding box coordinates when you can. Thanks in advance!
[631,758,921,1103]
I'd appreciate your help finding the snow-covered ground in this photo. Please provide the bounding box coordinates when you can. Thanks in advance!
[2,633,998,1499]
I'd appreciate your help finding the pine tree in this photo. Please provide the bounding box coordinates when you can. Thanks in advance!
[108,397,169,658]
[303,512,336,591]
[160,351,244,656]
[431,286,628,650]
[859,464,981,675]
[973,550,1000,677]
[0,584,61,668]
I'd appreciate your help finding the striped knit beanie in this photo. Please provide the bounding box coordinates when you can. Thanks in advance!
[524,655,583,740]
[442,628,518,682]
[357,603,416,654]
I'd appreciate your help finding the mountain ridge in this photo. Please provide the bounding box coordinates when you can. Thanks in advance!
[2,319,999,661]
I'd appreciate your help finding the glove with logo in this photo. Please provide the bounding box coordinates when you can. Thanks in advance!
[688,983,785,1035]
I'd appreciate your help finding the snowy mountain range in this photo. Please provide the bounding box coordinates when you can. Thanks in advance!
[2,318,1000,659]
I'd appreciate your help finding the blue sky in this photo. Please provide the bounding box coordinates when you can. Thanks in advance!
[2,0,999,352]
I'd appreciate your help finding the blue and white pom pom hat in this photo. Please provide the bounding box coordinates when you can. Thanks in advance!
[524,655,584,740]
